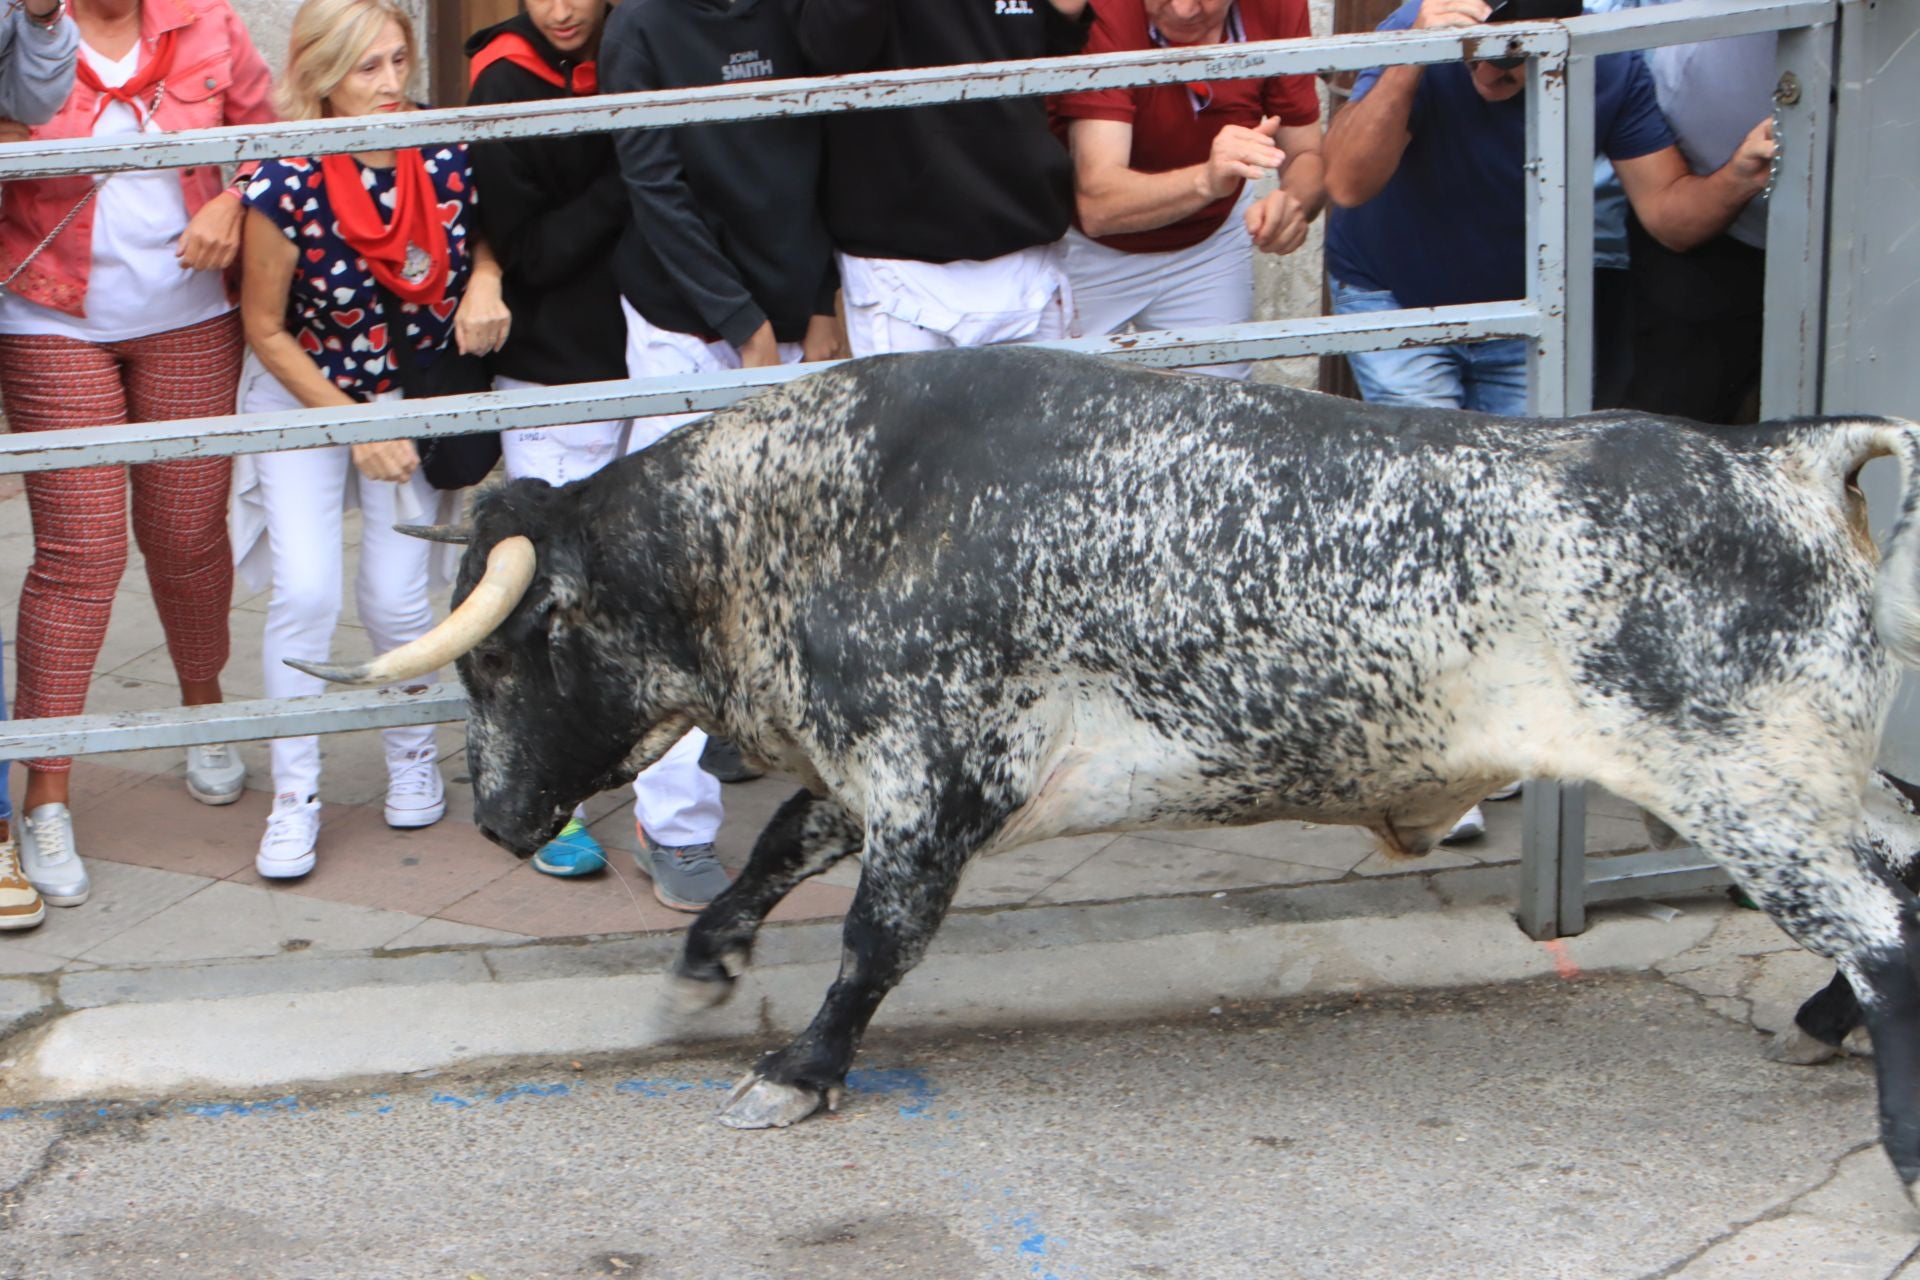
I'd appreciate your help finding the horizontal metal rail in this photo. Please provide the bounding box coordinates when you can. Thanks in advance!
[0,0,1830,179]
[0,303,1540,474]
[0,687,465,761]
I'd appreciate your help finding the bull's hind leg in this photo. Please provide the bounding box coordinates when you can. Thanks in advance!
[717,820,974,1129]
[651,789,862,1030]
[1686,817,1920,1204]
[1771,774,1920,1066]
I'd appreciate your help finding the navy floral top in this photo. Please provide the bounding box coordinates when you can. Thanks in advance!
[244,145,477,400]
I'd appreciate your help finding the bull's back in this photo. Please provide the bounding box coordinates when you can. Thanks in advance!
[694,349,1885,777]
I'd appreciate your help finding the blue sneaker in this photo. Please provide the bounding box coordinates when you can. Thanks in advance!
[532,818,607,877]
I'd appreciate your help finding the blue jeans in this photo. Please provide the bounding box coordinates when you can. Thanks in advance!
[1331,278,1531,415]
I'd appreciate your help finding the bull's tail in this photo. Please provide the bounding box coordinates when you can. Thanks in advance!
[1838,419,1920,667]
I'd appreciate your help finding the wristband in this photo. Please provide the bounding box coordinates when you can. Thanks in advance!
[21,0,64,29]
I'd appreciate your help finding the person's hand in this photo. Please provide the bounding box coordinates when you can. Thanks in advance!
[1199,116,1285,201]
[352,439,420,483]
[737,320,780,369]
[1727,116,1778,191]
[176,190,245,271]
[22,0,59,18]
[801,313,847,363]
[0,119,30,144]
[1414,0,1492,29]
[453,275,511,357]
[1245,188,1311,255]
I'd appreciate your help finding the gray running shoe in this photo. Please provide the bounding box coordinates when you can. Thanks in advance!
[634,825,730,912]
[698,736,764,784]
[19,803,90,906]
[185,743,247,806]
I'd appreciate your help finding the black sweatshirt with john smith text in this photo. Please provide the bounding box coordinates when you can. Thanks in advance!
[600,0,837,348]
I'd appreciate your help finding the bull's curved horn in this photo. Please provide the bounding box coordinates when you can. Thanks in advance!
[395,522,472,544]
[284,535,536,687]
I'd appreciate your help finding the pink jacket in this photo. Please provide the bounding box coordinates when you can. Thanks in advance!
[0,0,275,317]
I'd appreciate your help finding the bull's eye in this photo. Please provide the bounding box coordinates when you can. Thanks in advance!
[475,651,511,679]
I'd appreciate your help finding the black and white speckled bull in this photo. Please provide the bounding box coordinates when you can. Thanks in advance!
[296,346,1920,1203]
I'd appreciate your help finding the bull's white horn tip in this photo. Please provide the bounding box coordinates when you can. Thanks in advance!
[284,656,382,686]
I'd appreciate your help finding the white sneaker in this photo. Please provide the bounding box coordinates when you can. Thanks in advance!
[1486,780,1523,802]
[384,748,446,829]
[185,743,247,806]
[18,802,90,905]
[1441,804,1487,845]
[258,793,321,878]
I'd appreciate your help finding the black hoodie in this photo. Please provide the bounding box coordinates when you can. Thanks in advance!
[465,11,628,385]
[599,0,837,347]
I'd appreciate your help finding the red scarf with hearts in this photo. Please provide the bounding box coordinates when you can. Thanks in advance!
[320,147,450,306]
[75,28,179,126]
[468,31,596,95]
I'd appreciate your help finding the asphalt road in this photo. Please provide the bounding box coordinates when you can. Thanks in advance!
[0,973,1896,1280]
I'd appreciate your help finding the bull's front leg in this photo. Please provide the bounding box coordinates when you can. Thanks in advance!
[717,828,971,1129]
[650,789,862,1031]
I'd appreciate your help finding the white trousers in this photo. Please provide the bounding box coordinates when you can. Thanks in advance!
[1064,187,1257,380]
[245,373,438,801]
[615,301,812,845]
[839,244,1072,356]
[496,374,627,488]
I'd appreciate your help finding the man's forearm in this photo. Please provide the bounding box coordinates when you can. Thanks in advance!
[1635,164,1766,254]
[1322,65,1420,207]
[1078,162,1220,238]
[1279,149,1327,220]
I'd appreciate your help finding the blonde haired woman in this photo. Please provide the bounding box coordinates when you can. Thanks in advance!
[235,0,508,878]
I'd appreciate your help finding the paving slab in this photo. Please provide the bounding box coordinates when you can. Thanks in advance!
[74,880,424,966]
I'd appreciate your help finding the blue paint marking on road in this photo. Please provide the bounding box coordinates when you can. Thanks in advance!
[492,1083,570,1105]
[845,1067,940,1119]
[179,1095,301,1118]
[429,1092,473,1109]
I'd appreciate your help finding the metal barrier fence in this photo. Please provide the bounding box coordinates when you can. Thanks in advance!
[0,0,1839,939]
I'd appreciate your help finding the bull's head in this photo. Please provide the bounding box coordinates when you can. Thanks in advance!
[287,480,667,857]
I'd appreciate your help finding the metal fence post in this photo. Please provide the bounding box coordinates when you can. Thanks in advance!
[1517,37,1590,940]
[1760,20,1834,419]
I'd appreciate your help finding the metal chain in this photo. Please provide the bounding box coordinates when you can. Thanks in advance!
[1,81,165,293]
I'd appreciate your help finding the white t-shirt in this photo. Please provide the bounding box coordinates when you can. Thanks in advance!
[0,41,232,342]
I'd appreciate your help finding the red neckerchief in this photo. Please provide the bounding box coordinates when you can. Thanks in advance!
[74,28,179,127]
[469,31,596,95]
[1146,3,1246,114]
[320,148,451,306]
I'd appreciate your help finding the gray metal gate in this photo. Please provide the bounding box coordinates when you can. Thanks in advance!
[0,0,1864,941]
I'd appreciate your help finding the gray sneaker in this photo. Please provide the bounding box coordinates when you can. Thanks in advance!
[185,743,247,806]
[19,803,90,906]
[634,825,730,912]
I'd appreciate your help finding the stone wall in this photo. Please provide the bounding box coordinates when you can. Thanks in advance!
[1250,0,1337,390]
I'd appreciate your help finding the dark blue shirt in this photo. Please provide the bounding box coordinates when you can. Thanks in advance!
[244,146,476,400]
[1325,1,1673,308]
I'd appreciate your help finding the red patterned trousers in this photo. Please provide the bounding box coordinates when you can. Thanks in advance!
[0,311,243,773]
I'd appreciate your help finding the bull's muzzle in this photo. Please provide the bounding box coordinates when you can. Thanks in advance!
[284,534,536,686]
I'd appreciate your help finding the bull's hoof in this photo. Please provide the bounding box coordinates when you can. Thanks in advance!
[637,973,734,1044]
[717,1072,837,1129]
[1764,1024,1843,1066]
[1844,1026,1875,1057]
